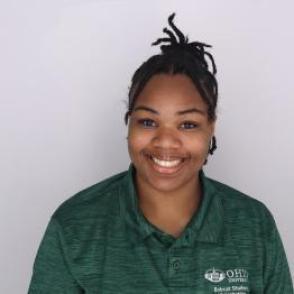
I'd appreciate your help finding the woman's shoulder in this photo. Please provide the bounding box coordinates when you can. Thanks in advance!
[206,176,276,230]
[208,177,266,205]
[51,170,129,224]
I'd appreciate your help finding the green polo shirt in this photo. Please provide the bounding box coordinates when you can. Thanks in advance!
[28,165,293,294]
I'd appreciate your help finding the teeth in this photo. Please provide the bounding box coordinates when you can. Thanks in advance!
[152,157,182,168]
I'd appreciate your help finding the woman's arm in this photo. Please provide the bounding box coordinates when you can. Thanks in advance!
[28,217,83,294]
[263,214,293,294]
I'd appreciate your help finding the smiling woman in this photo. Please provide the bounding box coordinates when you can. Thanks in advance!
[28,13,293,294]
[128,75,214,183]
[127,74,214,236]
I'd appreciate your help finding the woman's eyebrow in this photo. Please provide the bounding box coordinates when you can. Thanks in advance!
[133,105,159,114]
[176,108,205,116]
[133,106,205,116]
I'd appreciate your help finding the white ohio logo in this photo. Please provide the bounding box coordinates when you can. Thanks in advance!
[204,268,226,283]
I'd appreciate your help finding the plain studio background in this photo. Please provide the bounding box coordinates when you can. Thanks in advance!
[1,0,293,292]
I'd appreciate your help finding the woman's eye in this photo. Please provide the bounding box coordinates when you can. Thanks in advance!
[138,119,156,128]
[180,122,199,130]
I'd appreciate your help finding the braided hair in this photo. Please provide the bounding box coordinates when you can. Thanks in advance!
[125,13,218,154]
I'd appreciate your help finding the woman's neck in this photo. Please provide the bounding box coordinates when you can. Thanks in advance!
[136,175,202,237]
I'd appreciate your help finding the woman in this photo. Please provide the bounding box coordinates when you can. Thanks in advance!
[28,14,293,293]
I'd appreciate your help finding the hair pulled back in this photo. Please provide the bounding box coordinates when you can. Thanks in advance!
[124,13,218,125]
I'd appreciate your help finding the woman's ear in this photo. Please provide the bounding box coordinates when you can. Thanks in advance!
[209,118,216,136]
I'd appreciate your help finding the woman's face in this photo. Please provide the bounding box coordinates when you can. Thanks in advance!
[127,74,215,193]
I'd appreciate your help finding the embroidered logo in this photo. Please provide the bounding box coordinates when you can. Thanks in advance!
[204,268,249,284]
[204,268,226,283]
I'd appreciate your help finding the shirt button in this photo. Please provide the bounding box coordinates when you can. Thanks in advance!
[172,259,181,271]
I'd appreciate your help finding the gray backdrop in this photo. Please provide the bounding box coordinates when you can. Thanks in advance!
[1,0,293,292]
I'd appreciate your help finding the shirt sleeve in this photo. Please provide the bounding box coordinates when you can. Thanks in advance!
[263,212,293,294]
[28,217,83,294]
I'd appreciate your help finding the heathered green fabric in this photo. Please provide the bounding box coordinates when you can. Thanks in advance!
[28,165,293,294]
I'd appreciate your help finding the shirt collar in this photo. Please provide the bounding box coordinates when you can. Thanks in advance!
[119,164,224,247]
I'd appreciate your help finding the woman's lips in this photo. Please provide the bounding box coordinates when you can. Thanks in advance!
[145,153,187,175]
[152,156,182,168]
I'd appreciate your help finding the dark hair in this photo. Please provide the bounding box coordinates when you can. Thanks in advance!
[124,13,218,125]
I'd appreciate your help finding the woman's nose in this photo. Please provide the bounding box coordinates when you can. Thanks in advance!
[151,127,181,149]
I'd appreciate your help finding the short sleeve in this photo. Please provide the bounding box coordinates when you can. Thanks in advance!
[28,217,83,294]
[263,212,293,293]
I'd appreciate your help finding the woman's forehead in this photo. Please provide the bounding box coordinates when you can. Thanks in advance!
[134,74,208,111]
